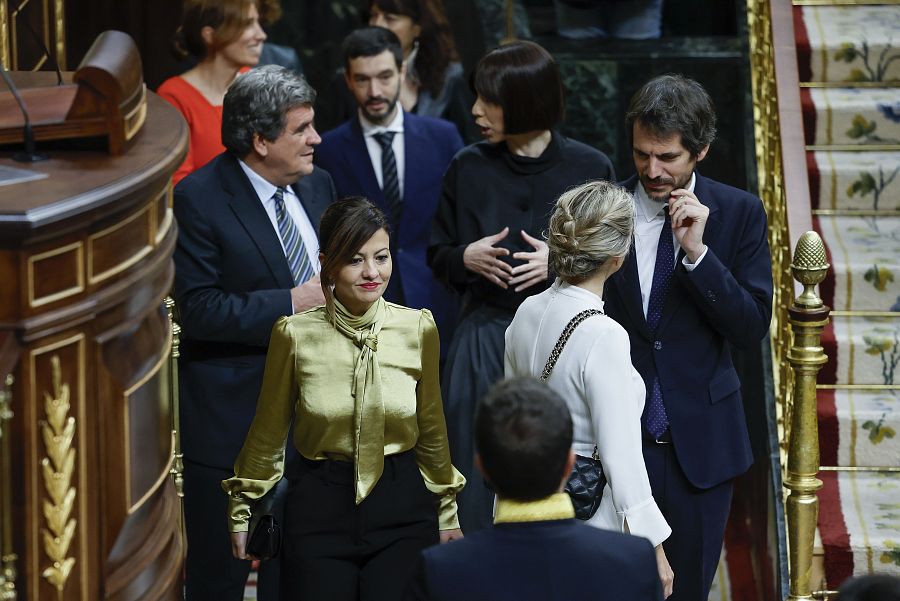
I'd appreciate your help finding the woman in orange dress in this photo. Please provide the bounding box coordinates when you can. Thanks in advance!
[158,0,274,185]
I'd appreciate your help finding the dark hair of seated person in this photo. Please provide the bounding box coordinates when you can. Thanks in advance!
[343,26,404,72]
[368,0,458,98]
[837,574,900,601]
[475,377,573,502]
[625,73,718,158]
[472,40,565,136]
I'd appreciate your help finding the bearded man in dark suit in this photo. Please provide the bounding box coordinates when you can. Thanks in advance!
[604,74,773,601]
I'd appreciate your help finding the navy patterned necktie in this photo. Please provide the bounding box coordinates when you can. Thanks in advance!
[273,187,314,286]
[373,131,402,227]
[643,208,674,438]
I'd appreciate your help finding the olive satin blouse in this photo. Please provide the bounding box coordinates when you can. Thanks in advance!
[222,303,465,531]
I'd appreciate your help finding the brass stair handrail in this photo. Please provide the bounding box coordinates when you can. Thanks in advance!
[747,0,824,598]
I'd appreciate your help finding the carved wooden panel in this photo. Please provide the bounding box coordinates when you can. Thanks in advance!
[0,87,187,600]
[27,242,84,309]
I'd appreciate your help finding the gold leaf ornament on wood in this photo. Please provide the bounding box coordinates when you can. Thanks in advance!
[39,356,76,598]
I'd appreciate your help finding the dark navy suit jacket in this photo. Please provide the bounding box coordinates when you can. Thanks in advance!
[404,519,663,601]
[604,173,773,489]
[315,112,463,348]
[173,153,336,469]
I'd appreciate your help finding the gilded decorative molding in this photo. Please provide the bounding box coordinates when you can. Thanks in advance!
[165,297,184,498]
[0,2,9,70]
[86,205,153,285]
[747,0,795,461]
[53,0,66,71]
[27,242,85,309]
[123,86,148,141]
[39,356,76,598]
[0,373,17,600]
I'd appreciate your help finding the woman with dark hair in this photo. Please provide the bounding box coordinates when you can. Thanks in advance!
[327,0,476,142]
[158,0,275,185]
[506,180,674,597]
[224,197,464,600]
[428,40,615,533]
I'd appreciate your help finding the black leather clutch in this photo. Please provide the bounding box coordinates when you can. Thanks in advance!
[246,489,282,560]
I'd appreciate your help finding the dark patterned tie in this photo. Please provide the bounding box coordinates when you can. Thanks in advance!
[643,207,674,438]
[373,131,402,227]
[273,187,314,286]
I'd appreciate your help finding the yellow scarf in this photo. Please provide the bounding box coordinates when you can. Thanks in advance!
[332,296,387,504]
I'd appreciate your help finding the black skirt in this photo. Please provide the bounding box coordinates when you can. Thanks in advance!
[441,304,513,533]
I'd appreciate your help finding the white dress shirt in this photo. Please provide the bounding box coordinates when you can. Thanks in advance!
[633,173,706,316]
[237,159,320,275]
[504,280,672,547]
[360,107,405,199]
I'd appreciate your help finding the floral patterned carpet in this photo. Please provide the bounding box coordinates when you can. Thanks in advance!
[796,0,900,591]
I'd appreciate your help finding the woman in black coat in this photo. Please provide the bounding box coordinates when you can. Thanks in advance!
[427,40,615,533]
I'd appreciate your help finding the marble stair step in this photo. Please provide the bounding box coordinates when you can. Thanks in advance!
[795,4,900,84]
[802,88,900,148]
[818,388,900,468]
[820,314,900,386]
[815,215,900,311]
[809,151,900,212]
[818,471,900,589]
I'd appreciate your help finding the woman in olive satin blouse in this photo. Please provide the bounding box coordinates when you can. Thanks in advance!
[224,197,465,600]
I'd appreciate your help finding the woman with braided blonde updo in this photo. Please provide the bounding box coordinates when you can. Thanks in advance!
[504,180,675,598]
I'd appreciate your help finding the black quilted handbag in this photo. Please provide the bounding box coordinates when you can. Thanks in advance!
[246,487,282,560]
[541,309,607,521]
[564,449,607,520]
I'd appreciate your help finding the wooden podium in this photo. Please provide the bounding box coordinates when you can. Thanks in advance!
[0,40,188,601]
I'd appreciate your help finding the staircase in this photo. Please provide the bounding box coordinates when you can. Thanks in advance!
[792,0,900,592]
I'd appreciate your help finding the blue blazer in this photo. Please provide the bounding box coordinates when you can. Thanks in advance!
[315,112,464,347]
[173,153,336,468]
[604,173,773,489]
[404,519,662,601]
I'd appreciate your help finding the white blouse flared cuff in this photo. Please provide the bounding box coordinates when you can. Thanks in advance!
[590,486,671,548]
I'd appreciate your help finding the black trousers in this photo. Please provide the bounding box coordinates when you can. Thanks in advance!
[281,451,439,600]
[642,440,733,601]
[183,458,284,601]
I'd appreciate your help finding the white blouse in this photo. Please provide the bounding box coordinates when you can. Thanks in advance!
[504,279,671,547]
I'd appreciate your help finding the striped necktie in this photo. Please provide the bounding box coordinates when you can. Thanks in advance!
[273,187,314,286]
[643,208,674,439]
[373,131,402,228]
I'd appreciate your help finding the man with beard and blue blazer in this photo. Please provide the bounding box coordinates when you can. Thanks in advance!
[604,74,773,601]
[404,377,662,601]
[315,27,463,349]
[173,65,335,601]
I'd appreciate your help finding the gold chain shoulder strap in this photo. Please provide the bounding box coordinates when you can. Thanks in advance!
[539,309,604,382]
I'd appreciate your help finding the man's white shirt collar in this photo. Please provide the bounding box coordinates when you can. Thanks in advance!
[359,106,404,137]
[237,159,292,203]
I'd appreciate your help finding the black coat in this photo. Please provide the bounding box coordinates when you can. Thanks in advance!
[428,132,615,313]
[405,519,663,601]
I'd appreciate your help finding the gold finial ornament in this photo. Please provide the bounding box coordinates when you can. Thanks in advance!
[791,231,830,308]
